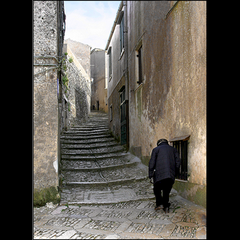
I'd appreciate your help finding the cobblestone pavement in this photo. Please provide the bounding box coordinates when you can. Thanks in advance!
[34,195,206,239]
[59,111,155,205]
[34,111,206,239]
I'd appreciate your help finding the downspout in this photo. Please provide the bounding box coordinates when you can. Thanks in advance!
[123,1,129,150]
[57,0,61,192]
[57,1,65,191]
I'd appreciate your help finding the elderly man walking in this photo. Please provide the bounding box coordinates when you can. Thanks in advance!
[149,139,181,213]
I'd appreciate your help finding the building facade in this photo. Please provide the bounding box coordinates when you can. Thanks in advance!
[63,40,91,129]
[106,1,206,207]
[106,1,128,144]
[33,1,66,206]
[91,48,107,112]
[64,39,91,78]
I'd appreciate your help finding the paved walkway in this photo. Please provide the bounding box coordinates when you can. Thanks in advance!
[34,194,206,239]
[34,111,206,239]
[59,111,154,205]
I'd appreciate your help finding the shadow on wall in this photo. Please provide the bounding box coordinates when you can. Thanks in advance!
[75,87,88,121]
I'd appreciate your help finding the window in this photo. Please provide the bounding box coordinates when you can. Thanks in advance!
[119,12,124,53]
[107,47,112,80]
[170,135,190,181]
[119,86,126,145]
[137,46,143,84]
[110,105,113,122]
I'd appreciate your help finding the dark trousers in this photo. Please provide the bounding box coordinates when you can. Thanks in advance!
[154,178,174,208]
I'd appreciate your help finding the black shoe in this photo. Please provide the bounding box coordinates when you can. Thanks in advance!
[155,205,163,211]
[163,207,169,213]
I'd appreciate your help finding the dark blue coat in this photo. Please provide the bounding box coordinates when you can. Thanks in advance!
[149,142,181,183]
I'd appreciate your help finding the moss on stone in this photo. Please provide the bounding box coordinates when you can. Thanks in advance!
[34,186,60,207]
[141,156,150,166]
[173,181,206,208]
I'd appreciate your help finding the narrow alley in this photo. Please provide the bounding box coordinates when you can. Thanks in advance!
[34,112,206,239]
[34,1,206,239]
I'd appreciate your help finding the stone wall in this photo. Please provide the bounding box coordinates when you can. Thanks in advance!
[62,42,91,128]
[33,1,65,206]
[64,39,91,78]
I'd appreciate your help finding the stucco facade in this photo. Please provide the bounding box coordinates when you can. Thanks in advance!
[91,48,107,112]
[106,1,206,207]
[106,2,128,143]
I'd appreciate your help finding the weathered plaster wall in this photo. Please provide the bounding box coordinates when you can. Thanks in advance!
[107,4,126,138]
[108,76,125,141]
[128,1,171,159]
[33,1,60,205]
[91,49,107,112]
[127,1,206,206]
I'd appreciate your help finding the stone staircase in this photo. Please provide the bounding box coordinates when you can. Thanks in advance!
[60,111,154,205]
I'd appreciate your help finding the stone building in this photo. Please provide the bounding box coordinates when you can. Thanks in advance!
[90,48,107,112]
[106,1,128,144]
[33,1,66,205]
[34,3,91,206]
[62,40,91,129]
[105,1,206,207]
[64,39,91,77]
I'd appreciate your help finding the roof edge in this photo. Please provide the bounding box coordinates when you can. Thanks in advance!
[105,1,124,51]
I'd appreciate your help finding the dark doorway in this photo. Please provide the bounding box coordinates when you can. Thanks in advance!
[97,101,99,110]
[120,87,126,145]
[64,99,68,130]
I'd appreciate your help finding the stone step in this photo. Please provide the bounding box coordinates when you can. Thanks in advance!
[62,129,110,135]
[61,141,118,149]
[61,158,138,171]
[61,161,138,171]
[61,152,139,169]
[70,125,108,129]
[60,134,113,140]
[60,137,116,145]
[63,176,148,186]
[62,163,147,183]
[61,145,124,156]
[59,112,155,205]
[80,123,108,127]
[62,131,111,136]
[60,179,155,205]
[61,151,128,160]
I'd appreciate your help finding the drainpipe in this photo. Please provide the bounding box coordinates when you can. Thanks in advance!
[123,1,129,150]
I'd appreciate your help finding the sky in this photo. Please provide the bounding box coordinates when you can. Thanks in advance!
[64,1,121,50]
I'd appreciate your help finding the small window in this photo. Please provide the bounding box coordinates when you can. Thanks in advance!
[107,47,112,80]
[170,135,190,181]
[137,46,143,84]
[119,13,124,53]
[110,105,113,122]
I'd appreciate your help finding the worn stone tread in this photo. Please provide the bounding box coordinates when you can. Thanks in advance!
[60,111,153,205]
